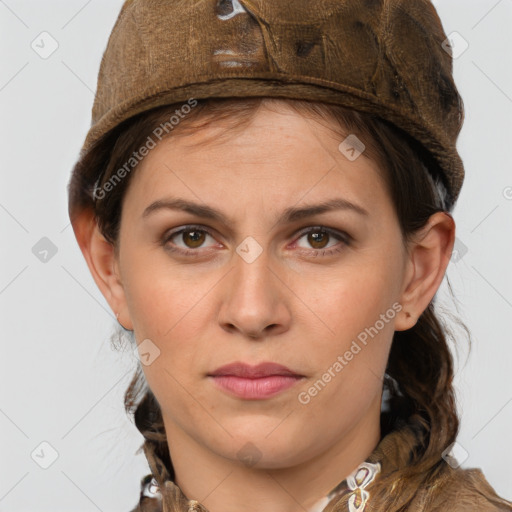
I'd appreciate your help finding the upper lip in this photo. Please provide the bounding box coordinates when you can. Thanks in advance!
[208,362,303,378]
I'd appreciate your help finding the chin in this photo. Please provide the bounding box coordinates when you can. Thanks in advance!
[211,431,309,469]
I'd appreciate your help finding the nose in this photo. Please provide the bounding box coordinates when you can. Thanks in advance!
[217,247,292,340]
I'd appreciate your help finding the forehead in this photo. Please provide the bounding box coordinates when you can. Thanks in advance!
[123,104,389,217]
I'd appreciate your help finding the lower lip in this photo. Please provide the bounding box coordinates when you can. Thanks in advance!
[209,375,303,399]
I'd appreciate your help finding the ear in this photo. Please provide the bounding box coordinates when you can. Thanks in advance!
[70,207,133,330]
[395,211,455,331]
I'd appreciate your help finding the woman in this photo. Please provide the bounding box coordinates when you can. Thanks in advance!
[67,0,512,510]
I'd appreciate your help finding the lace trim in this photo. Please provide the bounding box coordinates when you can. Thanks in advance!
[345,462,381,511]
[142,476,161,499]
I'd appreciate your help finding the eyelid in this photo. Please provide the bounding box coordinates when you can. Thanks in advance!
[164,224,353,258]
[293,225,351,243]
[163,224,351,248]
[163,224,219,247]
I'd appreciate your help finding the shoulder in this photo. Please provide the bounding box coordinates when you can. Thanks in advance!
[421,465,512,511]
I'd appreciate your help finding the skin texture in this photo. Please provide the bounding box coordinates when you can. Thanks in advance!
[74,102,455,512]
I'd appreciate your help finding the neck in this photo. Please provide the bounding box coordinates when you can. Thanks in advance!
[162,396,382,512]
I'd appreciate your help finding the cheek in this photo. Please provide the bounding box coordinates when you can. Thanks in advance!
[293,257,400,394]
[295,259,398,338]
[124,267,216,419]
[121,255,221,389]
[121,245,212,338]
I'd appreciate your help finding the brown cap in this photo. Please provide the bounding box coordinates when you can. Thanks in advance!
[69,0,465,215]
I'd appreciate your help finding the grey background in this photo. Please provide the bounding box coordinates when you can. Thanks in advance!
[1,0,511,510]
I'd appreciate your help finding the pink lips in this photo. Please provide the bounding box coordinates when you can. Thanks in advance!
[208,362,304,399]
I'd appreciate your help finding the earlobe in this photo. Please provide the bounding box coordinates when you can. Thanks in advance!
[395,212,455,332]
[71,207,133,330]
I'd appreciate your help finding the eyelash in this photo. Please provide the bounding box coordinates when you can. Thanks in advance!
[161,224,351,258]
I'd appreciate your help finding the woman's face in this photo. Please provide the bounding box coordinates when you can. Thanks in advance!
[114,103,412,469]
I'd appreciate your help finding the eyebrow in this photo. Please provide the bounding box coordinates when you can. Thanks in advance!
[142,197,369,224]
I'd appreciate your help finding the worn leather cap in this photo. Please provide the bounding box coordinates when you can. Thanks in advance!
[70,0,465,214]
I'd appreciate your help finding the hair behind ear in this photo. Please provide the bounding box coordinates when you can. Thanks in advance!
[125,365,174,483]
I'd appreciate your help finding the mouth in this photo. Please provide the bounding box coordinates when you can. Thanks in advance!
[207,361,305,400]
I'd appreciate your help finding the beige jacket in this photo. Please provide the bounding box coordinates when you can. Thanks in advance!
[130,415,512,512]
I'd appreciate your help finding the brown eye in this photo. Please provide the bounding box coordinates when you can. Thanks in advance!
[163,226,218,254]
[295,226,350,256]
[182,230,206,248]
[307,231,329,249]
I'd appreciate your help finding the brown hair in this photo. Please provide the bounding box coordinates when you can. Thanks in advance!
[68,97,470,504]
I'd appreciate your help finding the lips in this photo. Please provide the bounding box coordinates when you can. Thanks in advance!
[208,361,303,379]
[207,362,305,399]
